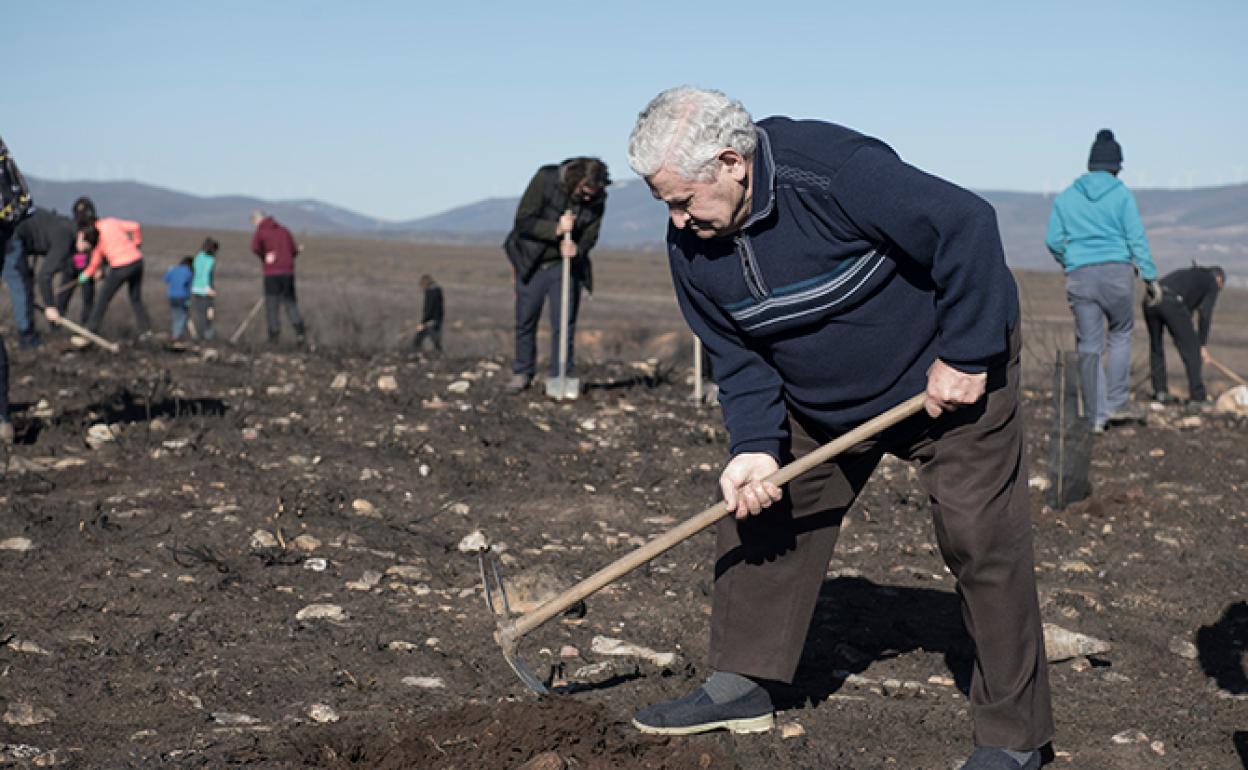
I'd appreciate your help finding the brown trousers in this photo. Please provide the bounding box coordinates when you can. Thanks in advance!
[708,330,1054,750]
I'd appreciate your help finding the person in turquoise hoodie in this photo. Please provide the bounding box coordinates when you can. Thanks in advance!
[191,237,218,340]
[1045,129,1160,431]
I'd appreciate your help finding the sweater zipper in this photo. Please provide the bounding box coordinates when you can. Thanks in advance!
[735,234,769,301]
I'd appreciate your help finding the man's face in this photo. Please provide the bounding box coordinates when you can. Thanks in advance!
[646,152,751,239]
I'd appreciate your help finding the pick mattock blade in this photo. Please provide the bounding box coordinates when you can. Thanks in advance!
[478,547,550,694]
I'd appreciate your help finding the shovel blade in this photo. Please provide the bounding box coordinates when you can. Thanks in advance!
[545,376,581,400]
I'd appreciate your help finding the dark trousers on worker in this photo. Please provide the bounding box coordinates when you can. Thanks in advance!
[513,262,583,378]
[86,261,151,335]
[191,295,215,340]
[413,321,442,354]
[55,265,94,325]
[0,330,9,422]
[1143,294,1205,401]
[263,274,305,341]
[709,328,1053,751]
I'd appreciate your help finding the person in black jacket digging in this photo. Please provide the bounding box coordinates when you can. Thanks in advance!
[1143,264,1225,409]
[503,157,609,393]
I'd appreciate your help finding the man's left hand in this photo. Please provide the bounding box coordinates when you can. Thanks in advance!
[925,359,987,418]
[1201,346,1210,363]
[559,239,577,259]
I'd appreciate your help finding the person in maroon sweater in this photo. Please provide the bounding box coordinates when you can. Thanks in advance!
[249,209,306,344]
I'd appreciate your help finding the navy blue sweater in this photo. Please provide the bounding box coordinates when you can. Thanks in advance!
[668,117,1019,459]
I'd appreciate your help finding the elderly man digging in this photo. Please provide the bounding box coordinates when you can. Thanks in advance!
[625,87,1053,770]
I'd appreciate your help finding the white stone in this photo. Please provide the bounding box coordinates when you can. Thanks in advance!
[351,499,381,518]
[292,534,322,552]
[590,636,677,667]
[303,558,328,572]
[458,531,488,553]
[249,530,279,550]
[1028,474,1051,492]
[85,423,115,449]
[0,537,34,552]
[447,380,471,394]
[211,712,260,726]
[384,564,428,581]
[6,640,50,656]
[401,676,445,689]
[780,722,806,739]
[3,703,55,726]
[307,704,340,723]
[388,640,419,651]
[1168,637,1199,660]
[448,502,470,516]
[377,375,399,392]
[330,373,349,390]
[295,604,348,622]
[1043,623,1111,662]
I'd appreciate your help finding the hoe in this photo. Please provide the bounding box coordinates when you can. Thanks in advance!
[481,392,927,693]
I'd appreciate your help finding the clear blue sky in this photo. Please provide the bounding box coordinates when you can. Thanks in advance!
[8,1,1246,221]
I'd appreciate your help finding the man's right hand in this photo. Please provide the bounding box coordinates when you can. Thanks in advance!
[264,252,277,265]
[1144,280,1163,307]
[44,307,62,324]
[556,212,575,236]
[720,452,783,518]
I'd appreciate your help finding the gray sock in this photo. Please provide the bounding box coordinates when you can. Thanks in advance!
[703,671,761,704]
[1004,749,1038,766]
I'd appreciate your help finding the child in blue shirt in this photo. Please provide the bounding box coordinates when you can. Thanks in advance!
[163,257,194,341]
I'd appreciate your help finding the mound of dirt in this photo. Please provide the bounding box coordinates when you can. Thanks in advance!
[295,698,734,770]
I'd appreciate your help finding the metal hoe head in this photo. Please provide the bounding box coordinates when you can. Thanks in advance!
[478,548,550,694]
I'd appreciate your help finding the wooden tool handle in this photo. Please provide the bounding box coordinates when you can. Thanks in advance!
[1207,356,1248,388]
[508,392,928,638]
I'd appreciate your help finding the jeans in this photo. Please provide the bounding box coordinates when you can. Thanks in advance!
[1066,263,1135,426]
[263,274,305,340]
[87,261,152,335]
[169,299,190,340]
[1144,292,1205,400]
[1,233,38,344]
[191,295,215,340]
[513,261,584,378]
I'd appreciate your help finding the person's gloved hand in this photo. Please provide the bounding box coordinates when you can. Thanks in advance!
[1144,280,1163,307]
[77,272,90,284]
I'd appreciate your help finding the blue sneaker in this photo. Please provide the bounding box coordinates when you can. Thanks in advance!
[959,747,1040,770]
[632,685,774,735]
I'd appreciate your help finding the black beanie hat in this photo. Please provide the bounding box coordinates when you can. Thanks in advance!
[1088,129,1123,173]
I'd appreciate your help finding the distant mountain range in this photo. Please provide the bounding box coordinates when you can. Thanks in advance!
[28,176,1248,275]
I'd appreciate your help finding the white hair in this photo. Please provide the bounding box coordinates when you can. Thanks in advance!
[627,86,757,182]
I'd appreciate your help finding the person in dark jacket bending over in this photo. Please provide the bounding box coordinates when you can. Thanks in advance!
[626,87,1052,770]
[24,208,94,328]
[250,210,306,345]
[504,157,609,393]
[1143,264,1225,409]
[412,274,444,354]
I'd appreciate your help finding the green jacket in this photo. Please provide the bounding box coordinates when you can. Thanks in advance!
[512,162,606,291]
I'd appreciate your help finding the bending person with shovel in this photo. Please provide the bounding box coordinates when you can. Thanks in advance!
[503,157,609,394]
[624,87,1052,770]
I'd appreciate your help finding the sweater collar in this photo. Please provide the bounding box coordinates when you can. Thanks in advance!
[742,126,776,231]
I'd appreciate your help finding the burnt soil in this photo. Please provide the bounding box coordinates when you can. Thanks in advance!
[1,340,1245,769]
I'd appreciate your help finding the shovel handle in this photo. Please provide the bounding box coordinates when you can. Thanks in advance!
[505,392,928,640]
[1206,355,1248,388]
[35,303,120,353]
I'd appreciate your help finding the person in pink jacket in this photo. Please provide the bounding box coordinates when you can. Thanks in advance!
[74,196,152,337]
